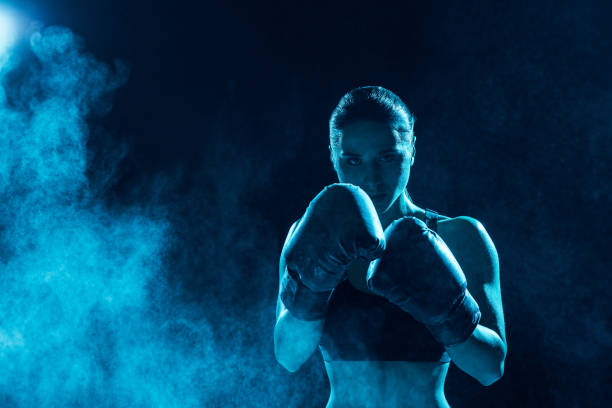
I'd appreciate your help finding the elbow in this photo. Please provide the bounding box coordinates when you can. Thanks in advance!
[274,323,307,373]
[277,357,302,373]
[274,338,302,373]
[273,310,324,373]
[478,365,504,387]
[478,359,504,386]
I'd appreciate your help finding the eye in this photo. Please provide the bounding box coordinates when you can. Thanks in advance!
[379,153,397,163]
[346,158,361,166]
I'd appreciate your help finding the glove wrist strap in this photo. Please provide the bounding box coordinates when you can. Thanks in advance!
[427,289,481,346]
[279,267,332,321]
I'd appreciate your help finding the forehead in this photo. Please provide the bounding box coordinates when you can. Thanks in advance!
[337,120,404,154]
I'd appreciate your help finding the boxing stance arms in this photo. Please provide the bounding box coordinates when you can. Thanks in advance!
[273,185,505,382]
[367,216,506,386]
[274,184,385,372]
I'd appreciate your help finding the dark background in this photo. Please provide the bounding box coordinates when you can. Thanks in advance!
[7,0,612,406]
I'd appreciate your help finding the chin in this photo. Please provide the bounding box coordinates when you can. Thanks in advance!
[375,200,393,214]
[377,193,402,215]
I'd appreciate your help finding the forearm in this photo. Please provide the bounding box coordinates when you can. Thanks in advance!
[445,324,506,386]
[274,308,325,372]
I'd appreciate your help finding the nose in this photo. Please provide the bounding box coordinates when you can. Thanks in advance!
[361,161,383,190]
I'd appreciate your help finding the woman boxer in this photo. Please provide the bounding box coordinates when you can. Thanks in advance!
[274,86,506,407]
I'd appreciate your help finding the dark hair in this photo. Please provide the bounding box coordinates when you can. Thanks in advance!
[329,86,416,154]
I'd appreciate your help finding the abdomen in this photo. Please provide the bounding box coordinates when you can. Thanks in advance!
[324,360,450,408]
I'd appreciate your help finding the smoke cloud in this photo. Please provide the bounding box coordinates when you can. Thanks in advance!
[0,25,295,407]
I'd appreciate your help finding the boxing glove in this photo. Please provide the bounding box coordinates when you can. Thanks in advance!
[280,183,385,320]
[366,216,481,346]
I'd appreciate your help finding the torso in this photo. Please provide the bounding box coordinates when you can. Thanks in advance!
[324,210,466,408]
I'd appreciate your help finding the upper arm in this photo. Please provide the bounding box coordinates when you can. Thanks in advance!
[276,219,300,322]
[446,216,506,344]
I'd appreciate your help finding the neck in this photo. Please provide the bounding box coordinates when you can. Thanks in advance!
[378,190,422,229]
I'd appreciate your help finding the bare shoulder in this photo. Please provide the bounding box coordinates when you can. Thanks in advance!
[437,215,497,263]
[437,214,483,230]
[437,215,505,341]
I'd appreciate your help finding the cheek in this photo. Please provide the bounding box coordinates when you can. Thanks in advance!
[387,160,411,188]
[385,160,408,180]
[334,162,358,182]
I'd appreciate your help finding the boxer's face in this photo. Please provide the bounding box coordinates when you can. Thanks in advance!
[330,120,414,213]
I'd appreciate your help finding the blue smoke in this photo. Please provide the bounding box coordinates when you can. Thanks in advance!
[0,26,235,407]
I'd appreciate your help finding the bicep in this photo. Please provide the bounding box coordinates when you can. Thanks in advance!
[452,217,506,344]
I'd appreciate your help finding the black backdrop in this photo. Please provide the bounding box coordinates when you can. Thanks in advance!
[6,0,611,406]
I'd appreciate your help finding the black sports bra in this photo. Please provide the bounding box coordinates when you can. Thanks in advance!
[318,209,451,363]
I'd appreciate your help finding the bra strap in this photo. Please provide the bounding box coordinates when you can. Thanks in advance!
[424,208,439,232]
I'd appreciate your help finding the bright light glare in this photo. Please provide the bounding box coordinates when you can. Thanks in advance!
[0,7,17,54]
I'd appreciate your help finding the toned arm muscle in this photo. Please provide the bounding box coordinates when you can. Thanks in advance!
[442,216,507,386]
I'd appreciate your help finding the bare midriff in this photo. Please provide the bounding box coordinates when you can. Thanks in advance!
[324,360,450,408]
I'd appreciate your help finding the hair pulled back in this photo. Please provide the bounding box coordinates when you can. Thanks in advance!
[329,86,416,154]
